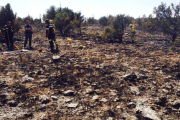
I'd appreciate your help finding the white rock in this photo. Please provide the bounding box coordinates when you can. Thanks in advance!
[130,86,140,95]
[100,98,108,102]
[92,95,99,100]
[39,95,50,104]
[86,87,94,94]
[63,90,74,96]
[51,96,58,100]
[22,75,34,83]
[67,103,78,108]
[52,55,60,60]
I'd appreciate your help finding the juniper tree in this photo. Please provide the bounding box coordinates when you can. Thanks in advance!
[154,2,180,42]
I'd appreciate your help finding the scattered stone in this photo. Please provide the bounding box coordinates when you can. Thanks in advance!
[123,73,137,82]
[63,90,74,96]
[38,104,47,110]
[100,98,108,103]
[155,97,167,106]
[65,98,72,103]
[110,90,117,96]
[127,102,136,108]
[172,100,180,109]
[130,86,140,95]
[136,104,160,120]
[52,55,60,60]
[39,95,50,104]
[22,75,34,83]
[51,96,58,101]
[85,87,94,94]
[67,103,78,108]
[8,100,18,107]
[92,95,99,101]
[24,112,33,118]
[137,74,148,80]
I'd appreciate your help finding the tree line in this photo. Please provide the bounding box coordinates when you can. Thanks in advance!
[0,2,180,42]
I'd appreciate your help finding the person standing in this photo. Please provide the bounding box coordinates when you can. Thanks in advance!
[49,19,58,51]
[24,20,33,50]
[45,19,56,52]
[2,21,14,51]
[130,24,136,43]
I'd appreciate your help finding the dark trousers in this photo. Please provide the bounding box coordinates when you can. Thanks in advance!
[5,36,14,51]
[49,39,54,51]
[24,34,32,48]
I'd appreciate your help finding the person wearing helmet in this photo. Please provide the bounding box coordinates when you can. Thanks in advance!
[24,20,33,50]
[130,25,136,43]
[2,21,14,51]
[49,19,58,52]
[46,19,58,53]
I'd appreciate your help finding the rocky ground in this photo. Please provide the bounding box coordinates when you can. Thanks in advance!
[0,27,180,120]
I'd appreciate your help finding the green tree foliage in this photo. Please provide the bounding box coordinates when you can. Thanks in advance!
[54,12,72,35]
[53,7,84,36]
[124,15,134,27]
[0,3,16,28]
[99,16,108,26]
[113,15,126,43]
[136,17,142,27]
[14,18,21,33]
[23,15,34,24]
[154,2,180,42]
[107,15,115,25]
[87,17,97,24]
[102,15,128,43]
[102,27,114,41]
[43,6,56,21]
[71,12,84,34]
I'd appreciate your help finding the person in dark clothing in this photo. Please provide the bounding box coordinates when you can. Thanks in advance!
[45,19,58,52]
[2,21,14,51]
[24,20,33,49]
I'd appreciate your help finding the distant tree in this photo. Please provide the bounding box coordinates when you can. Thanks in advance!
[14,18,21,33]
[61,7,74,20]
[34,18,41,27]
[107,15,115,25]
[154,2,180,42]
[87,17,97,25]
[72,12,84,34]
[0,3,16,28]
[113,15,125,43]
[99,16,108,26]
[102,27,114,41]
[23,15,34,24]
[54,7,84,36]
[136,17,142,27]
[43,6,56,21]
[54,12,72,35]
[124,15,134,27]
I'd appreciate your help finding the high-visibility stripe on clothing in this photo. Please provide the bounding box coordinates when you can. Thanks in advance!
[46,28,49,30]
[49,39,52,42]
[55,41,58,45]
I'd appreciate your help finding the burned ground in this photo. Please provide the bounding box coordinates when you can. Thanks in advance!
[0,26,180,120]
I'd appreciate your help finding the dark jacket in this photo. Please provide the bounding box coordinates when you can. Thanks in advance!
[46,23,54,39]
[2,25,14,38]
[25,24,33,34]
